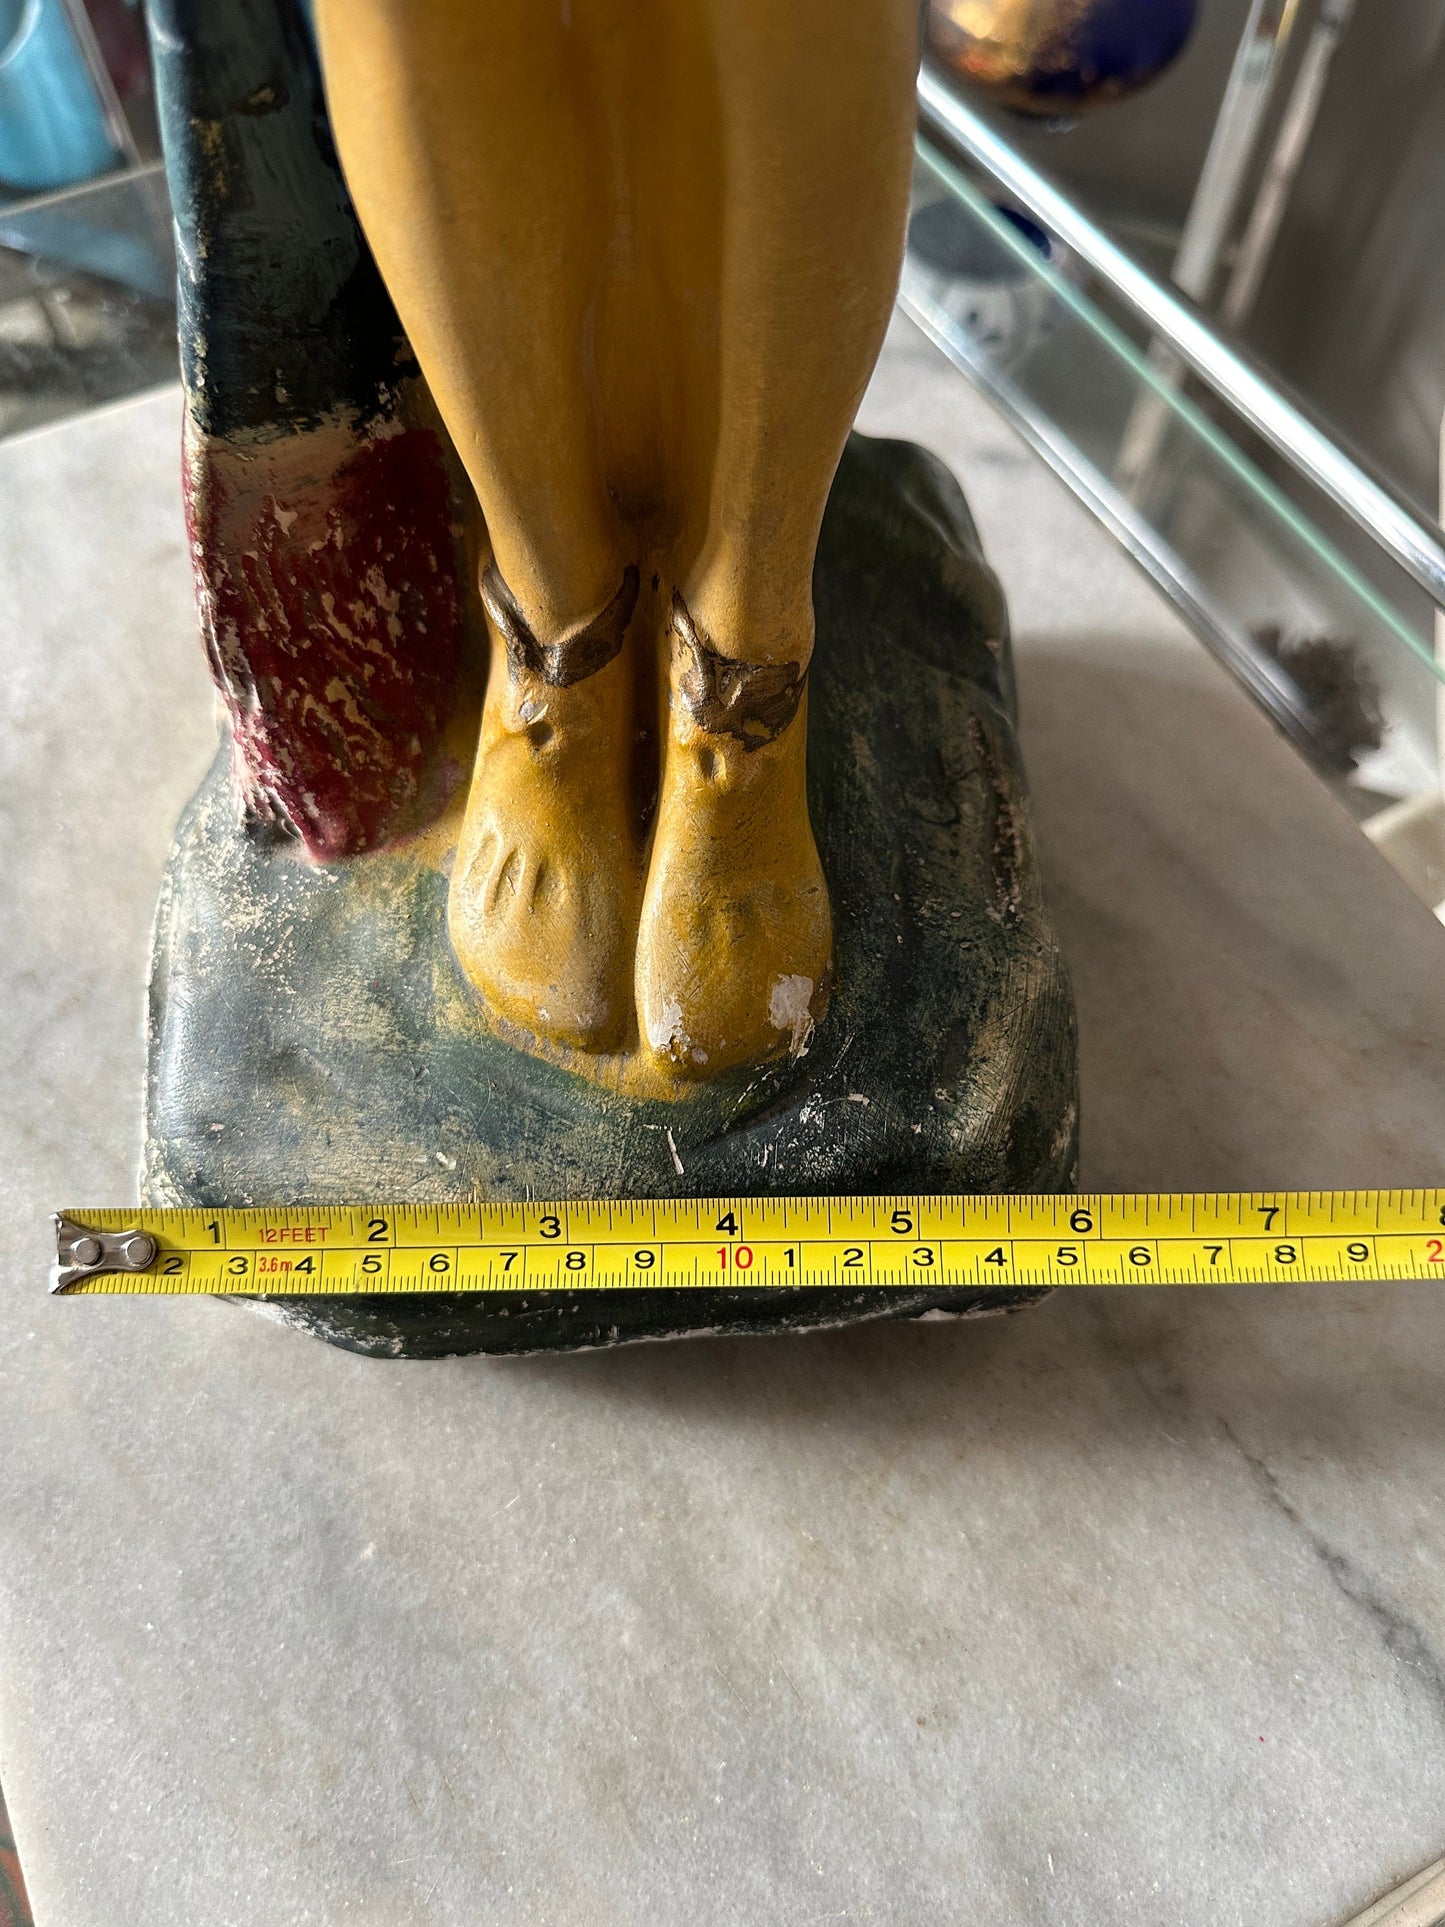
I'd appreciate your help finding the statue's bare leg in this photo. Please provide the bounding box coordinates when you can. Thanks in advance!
[314,0,643,1052]
[635,0,918,1074]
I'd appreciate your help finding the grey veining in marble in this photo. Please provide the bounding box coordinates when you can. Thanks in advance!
[4,326,1445,1926]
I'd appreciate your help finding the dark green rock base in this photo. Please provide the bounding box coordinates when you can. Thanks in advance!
[143,435,1078,1356]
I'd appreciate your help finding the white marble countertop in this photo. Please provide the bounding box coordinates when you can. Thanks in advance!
[4,324,1445,1927]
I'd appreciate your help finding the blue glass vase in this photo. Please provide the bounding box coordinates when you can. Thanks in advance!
[928,0,1197,117]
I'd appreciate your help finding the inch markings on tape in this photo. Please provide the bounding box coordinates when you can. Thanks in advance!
[51,1193,1445,1295]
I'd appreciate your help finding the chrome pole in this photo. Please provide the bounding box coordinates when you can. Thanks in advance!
[1221,0,1356,329]
[1173,0,1302,305]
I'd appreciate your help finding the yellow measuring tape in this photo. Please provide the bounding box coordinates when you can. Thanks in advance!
[51,1192,1445,1295]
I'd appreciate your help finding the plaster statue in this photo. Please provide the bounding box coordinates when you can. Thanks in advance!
[141,0,1078,1355]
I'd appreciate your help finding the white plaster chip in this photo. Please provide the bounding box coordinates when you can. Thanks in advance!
[768,973,815,1058]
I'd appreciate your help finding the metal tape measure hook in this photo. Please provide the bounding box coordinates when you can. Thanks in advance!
[53,1215,158,1294]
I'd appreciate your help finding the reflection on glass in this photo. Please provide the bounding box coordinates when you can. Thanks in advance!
[0,162,175,440]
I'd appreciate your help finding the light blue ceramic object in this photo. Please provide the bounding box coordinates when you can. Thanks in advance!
[0,0,117,194]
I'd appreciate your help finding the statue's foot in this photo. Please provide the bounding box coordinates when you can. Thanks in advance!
[448,565,643,1053]
[635,598,832,1077]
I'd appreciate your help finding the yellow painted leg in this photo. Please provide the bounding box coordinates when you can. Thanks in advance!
[636,0,919,1074]
[313,0,644,1052]
[316,0,918,1075]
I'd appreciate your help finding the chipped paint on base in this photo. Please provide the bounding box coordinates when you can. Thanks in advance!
[769,973,817,1058]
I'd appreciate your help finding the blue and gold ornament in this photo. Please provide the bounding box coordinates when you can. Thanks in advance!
[927,0,1197,116]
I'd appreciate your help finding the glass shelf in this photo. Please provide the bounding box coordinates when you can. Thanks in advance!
[906,75,1445,920]
[0,162,175,441]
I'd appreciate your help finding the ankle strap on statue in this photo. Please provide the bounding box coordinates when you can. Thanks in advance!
[670,594,806,749]
[482,562,639,687]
